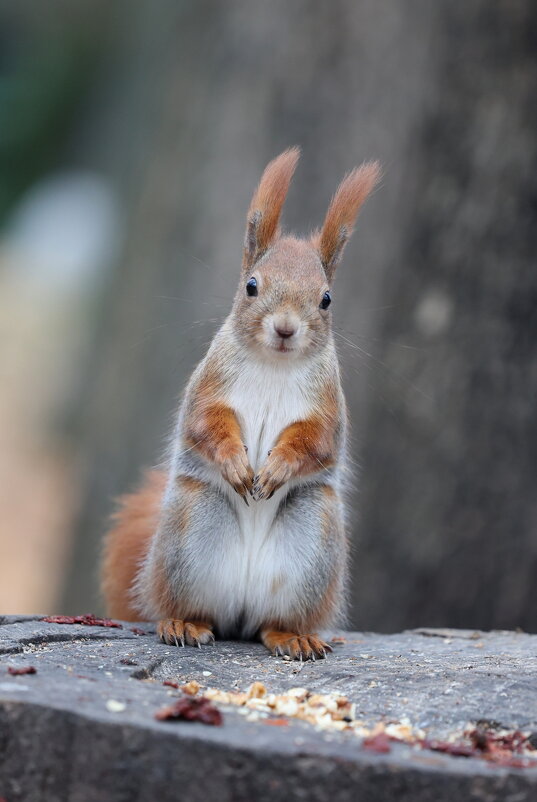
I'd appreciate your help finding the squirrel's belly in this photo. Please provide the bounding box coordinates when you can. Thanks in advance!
[182,482,309,637]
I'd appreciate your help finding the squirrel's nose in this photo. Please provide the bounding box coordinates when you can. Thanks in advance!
[274,324,296,339]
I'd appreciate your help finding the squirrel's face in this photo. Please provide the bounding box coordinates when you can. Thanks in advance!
[234,237,332,360]
[235,147,380,360]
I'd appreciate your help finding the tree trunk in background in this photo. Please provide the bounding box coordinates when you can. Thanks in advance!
[356,2,537,632]
[63,1,537,633]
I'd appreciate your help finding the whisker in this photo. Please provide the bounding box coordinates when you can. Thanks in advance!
[334,325,423,352]
[352,304,396,313]
[128,318,222,351]
[333,330,432,402]
[174,248,215,273]
[156,295,230,306]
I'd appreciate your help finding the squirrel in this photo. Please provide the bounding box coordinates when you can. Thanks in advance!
[101,147,380,660]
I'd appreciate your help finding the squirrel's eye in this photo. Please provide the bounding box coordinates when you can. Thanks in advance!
[246,277,258,297]
[320,291,331,310]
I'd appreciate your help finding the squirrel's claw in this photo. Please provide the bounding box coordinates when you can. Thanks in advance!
[251,451,294,501]
[158,619,214,648]
[262,630,332,661]
[220,447,254,500]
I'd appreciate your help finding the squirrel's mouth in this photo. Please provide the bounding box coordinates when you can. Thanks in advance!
[276,340,292,353]
[270,336,301,355]
[259,339,295,356]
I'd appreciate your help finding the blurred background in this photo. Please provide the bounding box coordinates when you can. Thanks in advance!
[0,0,535,632]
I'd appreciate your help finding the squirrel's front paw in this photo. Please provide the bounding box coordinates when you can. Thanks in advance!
[252,449,295,500]
[217,444,254,502]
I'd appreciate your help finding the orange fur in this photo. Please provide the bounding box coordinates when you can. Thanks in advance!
[186,398,254,497]
[149,554,176,618]
[170,474,207,534]
[320,484,337,543]
[101,469,166,620]
[176,474,207,494]
[315,161,381,281]
[310,572,341,629]
[260,629,332,660]
[244,147,300,269]
[186,401,243,460]
[274,416,335,474]
[157,619,214,647]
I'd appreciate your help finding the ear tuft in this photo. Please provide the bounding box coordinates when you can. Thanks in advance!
[316,160,381,282]
[243,147,300,270]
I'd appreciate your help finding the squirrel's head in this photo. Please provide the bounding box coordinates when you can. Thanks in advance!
[232,147,380,360]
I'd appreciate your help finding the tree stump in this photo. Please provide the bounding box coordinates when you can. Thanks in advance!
[1,616,537,800]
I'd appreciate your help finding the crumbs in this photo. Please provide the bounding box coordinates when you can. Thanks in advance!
[156,679,537,767]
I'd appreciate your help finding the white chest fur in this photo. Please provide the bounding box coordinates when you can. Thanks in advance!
[226,358,313,472]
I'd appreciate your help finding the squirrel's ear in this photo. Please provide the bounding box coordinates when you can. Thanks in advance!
[315,161,381,283]
[243,147,300,270]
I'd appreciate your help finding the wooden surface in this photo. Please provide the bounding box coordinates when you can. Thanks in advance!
[2,616,537,800]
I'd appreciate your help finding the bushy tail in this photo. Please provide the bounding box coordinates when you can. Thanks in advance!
[101,469,166,621]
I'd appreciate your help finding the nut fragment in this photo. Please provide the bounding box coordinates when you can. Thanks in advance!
[287,687,308,701]
[182,680,201,695]
[247,681,267,699]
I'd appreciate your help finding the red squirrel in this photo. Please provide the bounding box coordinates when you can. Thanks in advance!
[102,148,380,660]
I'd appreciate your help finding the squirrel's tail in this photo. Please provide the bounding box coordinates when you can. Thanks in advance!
[101,469,166,621]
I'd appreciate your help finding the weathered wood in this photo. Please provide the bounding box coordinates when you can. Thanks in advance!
[1,617,537,801]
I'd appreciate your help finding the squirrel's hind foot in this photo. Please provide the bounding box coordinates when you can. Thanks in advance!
[158,619,215,648]
[261,629,332,661]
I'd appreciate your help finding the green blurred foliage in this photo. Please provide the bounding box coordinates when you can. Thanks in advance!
[0,15,96,223]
